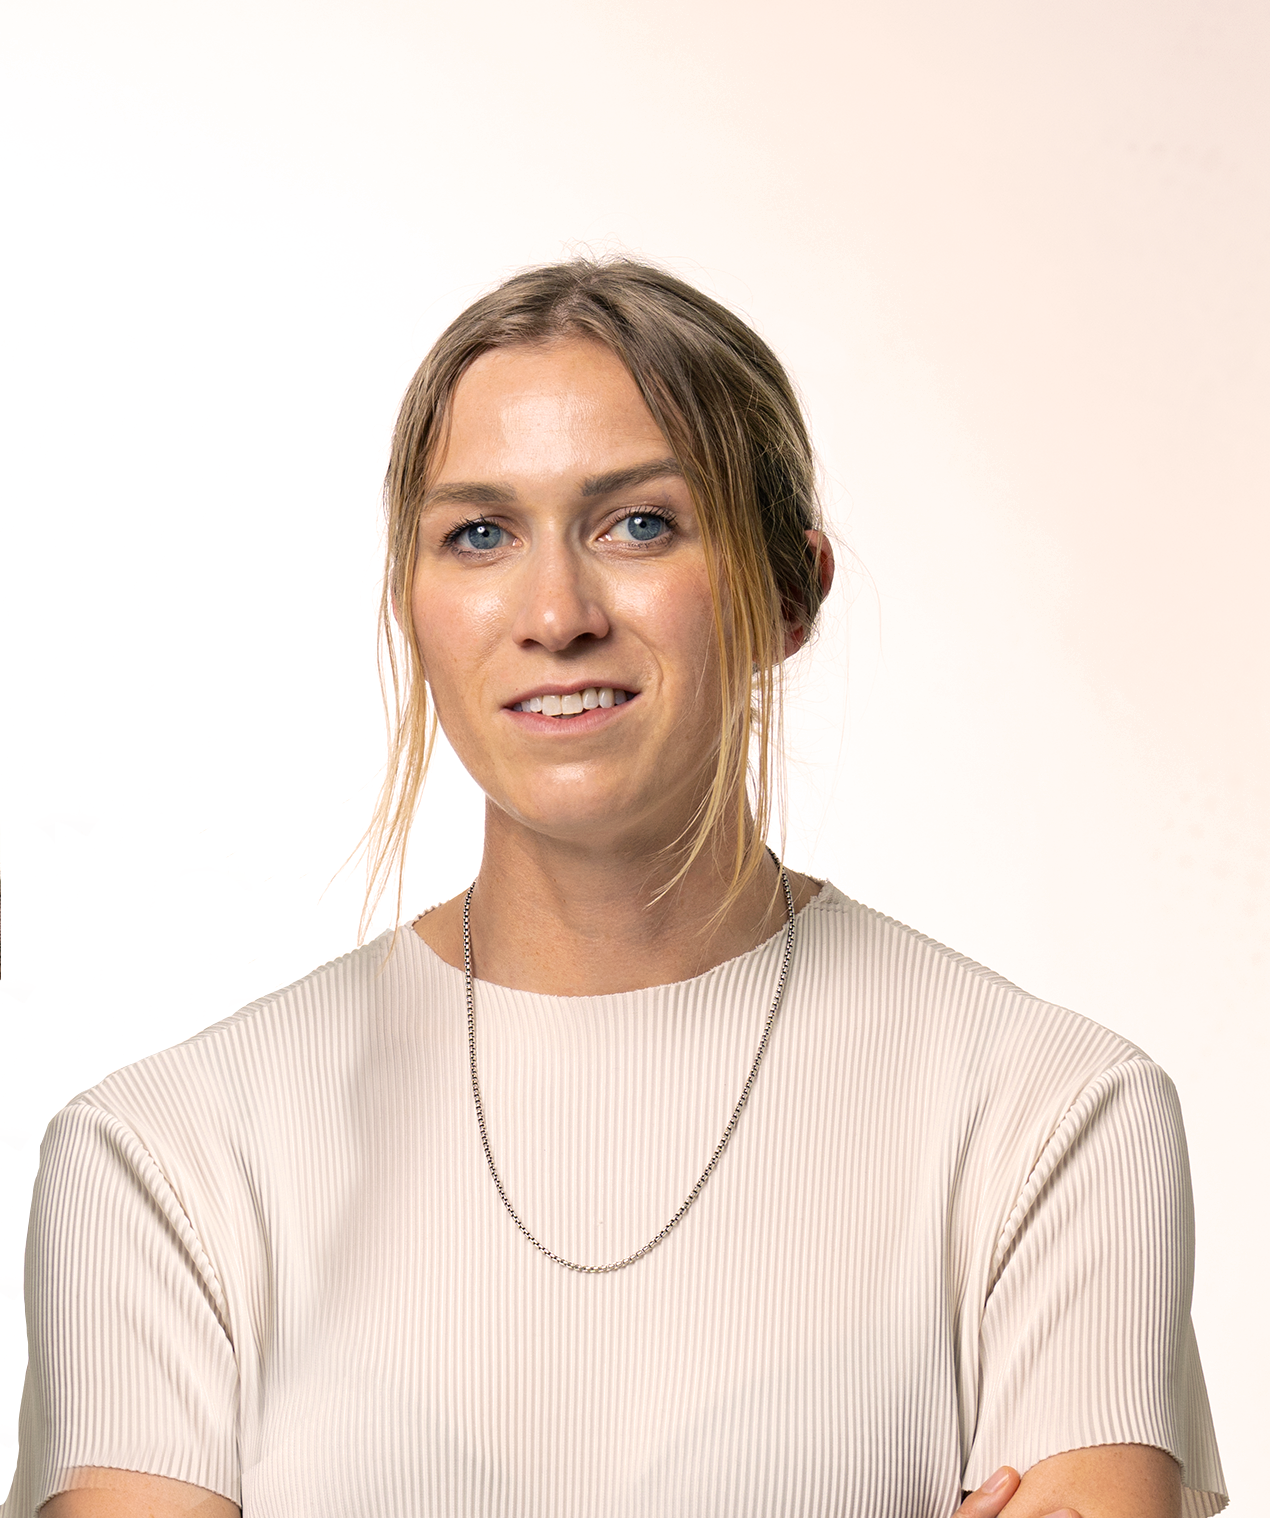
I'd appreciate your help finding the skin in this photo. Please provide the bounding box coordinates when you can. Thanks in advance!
[41,1469,238,1516]
[409,336,829,993]
[44,340,1184,1516]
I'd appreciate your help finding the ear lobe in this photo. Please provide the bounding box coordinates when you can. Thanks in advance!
[782,530,834,659]
[783,618,808,658]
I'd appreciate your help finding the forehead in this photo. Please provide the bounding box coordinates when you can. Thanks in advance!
[435,338,669,485]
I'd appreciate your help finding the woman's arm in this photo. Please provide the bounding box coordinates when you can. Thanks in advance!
[37,1448,1171,1517]
[41,1455,1168,1518]
[1000,1445,1180,1518]
[957,1445,1181,1518]
[40,1469,239,1517]
[964,1059,1222,1514]
[11,1105,242,1516]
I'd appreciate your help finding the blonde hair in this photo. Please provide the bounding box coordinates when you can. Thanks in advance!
[363,259,825,936]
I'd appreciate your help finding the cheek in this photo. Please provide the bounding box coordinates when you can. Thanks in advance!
[616,566,719,688]
[410,577,502,688]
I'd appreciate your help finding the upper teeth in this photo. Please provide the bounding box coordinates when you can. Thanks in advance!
[515,687,629,715]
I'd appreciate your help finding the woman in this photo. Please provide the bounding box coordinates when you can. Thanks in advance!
[4,261,1224,1517]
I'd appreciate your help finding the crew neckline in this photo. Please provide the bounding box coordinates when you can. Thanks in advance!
[399,879,841,1003]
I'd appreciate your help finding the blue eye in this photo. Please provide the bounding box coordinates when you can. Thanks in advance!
[456,521,504,551]
[615,513,669,543]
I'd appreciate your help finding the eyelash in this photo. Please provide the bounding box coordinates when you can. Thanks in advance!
[442,516,500,549]
[622,507,678,534]
[441,508,679,552]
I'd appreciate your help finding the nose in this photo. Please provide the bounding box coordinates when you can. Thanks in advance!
[510,540,610,653]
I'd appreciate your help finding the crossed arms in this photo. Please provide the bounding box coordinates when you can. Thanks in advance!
[41,1443,1181,1517]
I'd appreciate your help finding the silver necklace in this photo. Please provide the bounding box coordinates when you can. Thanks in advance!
[462,864,797,1273]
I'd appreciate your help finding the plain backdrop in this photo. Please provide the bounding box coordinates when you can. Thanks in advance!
[2,0,1266,1507]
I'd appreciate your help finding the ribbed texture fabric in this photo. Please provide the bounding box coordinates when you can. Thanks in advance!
[3,886,1226,1516]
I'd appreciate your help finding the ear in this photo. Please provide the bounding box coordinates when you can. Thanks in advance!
[783,530,835,658]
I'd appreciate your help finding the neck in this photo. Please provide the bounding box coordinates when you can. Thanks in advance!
[413,803,816,995]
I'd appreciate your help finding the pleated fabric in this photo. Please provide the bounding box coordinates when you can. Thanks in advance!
[3,886,1226,1516]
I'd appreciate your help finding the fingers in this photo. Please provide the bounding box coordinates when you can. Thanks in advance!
[955,1471,1083,1518]
[956,1467,1020,1516]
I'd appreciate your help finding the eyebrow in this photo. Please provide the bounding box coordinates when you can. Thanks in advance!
[420,480,517,510]
[420,457,683,511]
[580,458,683,497]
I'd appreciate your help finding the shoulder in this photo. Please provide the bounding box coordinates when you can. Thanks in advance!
[46,925,449,1176]
[800,881,1168,1129]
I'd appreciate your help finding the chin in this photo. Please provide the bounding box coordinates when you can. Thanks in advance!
[495,779,668,848]
[504,799,636,841]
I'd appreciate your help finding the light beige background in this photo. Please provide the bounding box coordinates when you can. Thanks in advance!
[1,0,1265,1507]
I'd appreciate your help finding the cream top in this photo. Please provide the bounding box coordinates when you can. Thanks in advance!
[3,885,1226,1516]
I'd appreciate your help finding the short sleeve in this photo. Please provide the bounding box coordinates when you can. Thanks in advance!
[1,1100,240,1517]
[963,1058,1227,1516]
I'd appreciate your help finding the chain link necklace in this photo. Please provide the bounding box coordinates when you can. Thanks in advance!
[463,864,797,1273]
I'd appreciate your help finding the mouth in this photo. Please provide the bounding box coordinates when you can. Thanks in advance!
[508,685,637,719]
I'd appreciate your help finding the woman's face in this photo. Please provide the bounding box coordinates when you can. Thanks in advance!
[410,337,723,855]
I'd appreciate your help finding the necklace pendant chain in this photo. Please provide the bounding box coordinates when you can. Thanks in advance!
[462,862,798,1273]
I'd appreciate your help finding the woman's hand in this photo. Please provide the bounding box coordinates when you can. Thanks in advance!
[956,1466,1079,1518]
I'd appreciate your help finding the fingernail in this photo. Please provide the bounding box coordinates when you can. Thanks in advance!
[983,1468,1012,1496]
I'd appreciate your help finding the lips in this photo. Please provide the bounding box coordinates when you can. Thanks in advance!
[510,685,634,717]
[503,686,634,719]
